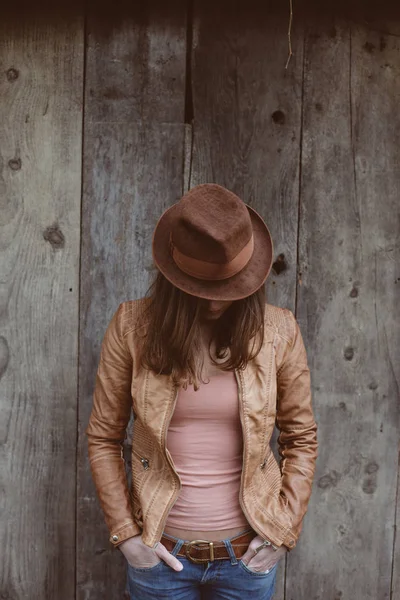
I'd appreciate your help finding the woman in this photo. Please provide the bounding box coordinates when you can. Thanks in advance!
[85,183,318,600]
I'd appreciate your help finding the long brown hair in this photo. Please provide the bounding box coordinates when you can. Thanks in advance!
[139,271,265,389]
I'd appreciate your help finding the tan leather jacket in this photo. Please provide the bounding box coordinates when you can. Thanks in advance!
[85,298,318,552]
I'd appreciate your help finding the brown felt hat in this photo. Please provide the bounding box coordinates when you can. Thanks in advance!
[152,183,274,301]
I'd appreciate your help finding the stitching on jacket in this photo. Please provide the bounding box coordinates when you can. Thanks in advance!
[131,441,153,497]
[123,323,147,340]
[118,303,131,357]
[243,486,289,536]
[265,306,296,378]
[143,382,177,524]
[264,303,283,330]
[278,425,316,432]
[274,329,292,347]
[239,371,292,538]
[113,520,136,533]
[277,420,316,432]
[281,308,296,344]
[255,502,293,534]
[275,313,297,375]
[144,469,172,521]
[260,332,275,460]
[238,369,250,483]
[276,363,285,378]
[147,476,178,537]
[264,322,278,335]
[121,298,148,339]
[143,370,150,425]
[249,483,292,534]
[265,305,294,343]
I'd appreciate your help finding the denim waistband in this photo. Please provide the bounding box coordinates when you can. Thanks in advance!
[161,527,254,544]
[160,528,254,565]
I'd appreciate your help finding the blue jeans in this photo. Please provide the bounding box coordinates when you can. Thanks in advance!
[126,529,278,599]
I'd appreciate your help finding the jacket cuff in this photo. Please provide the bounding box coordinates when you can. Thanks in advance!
[281,529,298,551]
[109,521,142,548]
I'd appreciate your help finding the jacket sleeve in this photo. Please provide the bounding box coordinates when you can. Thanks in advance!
[85,302,142,547]
[276,309,318,550]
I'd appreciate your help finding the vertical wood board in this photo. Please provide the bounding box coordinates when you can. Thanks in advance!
[190,2,304,597]
[77,1,186,598]
[292,14,400,600]
[85,0,186,124]
[191,0,304,310]
[0,9,83,600]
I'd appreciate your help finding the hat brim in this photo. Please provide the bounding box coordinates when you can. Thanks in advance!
[152,203,274,301]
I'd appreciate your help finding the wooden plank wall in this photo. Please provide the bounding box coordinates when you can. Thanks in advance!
[78,1,186,598]
[0,5,83,600]
[189,3,304,596]
[296,13,400,600]
[0,1,399,599]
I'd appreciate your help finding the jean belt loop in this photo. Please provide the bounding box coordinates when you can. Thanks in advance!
[223,538,238,565]
[171,538,185,557]
[161,532,185,557]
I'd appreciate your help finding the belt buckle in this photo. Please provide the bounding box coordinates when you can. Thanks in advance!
[186,539,215,564]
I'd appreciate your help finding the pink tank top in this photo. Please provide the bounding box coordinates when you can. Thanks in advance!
[165,370,249,530]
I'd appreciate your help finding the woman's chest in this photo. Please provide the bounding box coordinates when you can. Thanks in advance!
[171,370,239,423]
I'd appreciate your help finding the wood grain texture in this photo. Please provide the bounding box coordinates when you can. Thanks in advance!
[297,0,400,37]
[394,455,400,600]
[349,24,400,600]
[189,1,304,597]
[190,0,303,310]
[291,13,400,600]
[1,2,399,598]
[77,1,186,597]
[0,9,83,600]
[85,0,186,124]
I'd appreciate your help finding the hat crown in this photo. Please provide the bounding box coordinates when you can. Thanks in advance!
[172,184,253,264]
[151,181,274,300]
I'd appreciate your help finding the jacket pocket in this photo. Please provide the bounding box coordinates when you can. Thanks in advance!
[259,447,289,514]
[263,450,290,510]
[131,447,152,500]
[259,446,276,472]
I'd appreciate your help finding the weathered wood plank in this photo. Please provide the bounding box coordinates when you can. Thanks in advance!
[349,23,400,600]
[394,456,400,599]
[0,8,83,600]
[293,13,400,600]
[394,463,400,600]
[190,1,304,596]
[191,0,303,308]
[299,0,400,37]
[183,123,193,193]
[77,1,186,597]
[85,0,186,124]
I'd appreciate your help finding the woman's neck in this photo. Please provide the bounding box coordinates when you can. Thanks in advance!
[199,320,216,346]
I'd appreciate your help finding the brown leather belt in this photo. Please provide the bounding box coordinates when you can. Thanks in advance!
[161,530,257,564]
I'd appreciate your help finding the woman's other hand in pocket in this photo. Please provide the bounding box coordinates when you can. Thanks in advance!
[118,534,184,571]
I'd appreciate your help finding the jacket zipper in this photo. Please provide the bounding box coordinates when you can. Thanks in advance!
[151,385,182,547]
[150,373,274,547]
[132,448,150,470]
[260,446,272,470]
[235,368,269,542]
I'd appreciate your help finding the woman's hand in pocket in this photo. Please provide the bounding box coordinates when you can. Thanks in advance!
[119,534,184,571]
[240,535,286,573]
